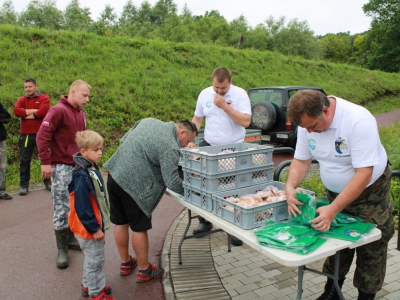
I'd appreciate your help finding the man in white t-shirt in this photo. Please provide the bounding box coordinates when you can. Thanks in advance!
[285,89,394,300]
[191,67,251,246]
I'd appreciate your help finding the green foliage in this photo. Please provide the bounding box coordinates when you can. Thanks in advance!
[361,0,400,72]
[0,25,400,190]
[0,0,17,25]
[18,0,63,30]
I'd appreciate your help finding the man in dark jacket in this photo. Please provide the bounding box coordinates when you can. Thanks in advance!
[14,78,51,195]
[0,101,12,200]
[37,79,90,269]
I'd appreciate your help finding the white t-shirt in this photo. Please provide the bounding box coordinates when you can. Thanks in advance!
[294,96,387,193]
[194,84,251,145]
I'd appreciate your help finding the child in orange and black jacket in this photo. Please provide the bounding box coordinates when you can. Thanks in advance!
[68,130,115,300]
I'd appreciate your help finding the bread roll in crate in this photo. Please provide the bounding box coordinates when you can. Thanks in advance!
[181,142,273,175]
[212,182,315,229]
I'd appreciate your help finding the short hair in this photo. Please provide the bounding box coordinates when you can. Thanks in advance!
[212,68,232,83]
[76,130,103,150]
[288,90,330,126]
[176,119,198,136]
[24,78,37,85]
[69,79,91,93]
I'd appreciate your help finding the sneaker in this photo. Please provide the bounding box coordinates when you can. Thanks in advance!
[120,255,138,276]
[19,187,28,196]
[136,263,165,283]
[81,285,112,297]
[0,193,12,200]
[89,290,115,300]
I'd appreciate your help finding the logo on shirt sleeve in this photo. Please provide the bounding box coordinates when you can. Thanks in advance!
[43,121,49,126]
[308,138,316,150]
[335,137,348,154]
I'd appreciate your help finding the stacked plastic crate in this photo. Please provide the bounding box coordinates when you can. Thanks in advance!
[181,143,279,229]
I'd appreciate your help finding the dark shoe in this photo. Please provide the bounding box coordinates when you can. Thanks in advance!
[230,236,243,246]
[54,229,69,269]
[316,278,345,300]
[120,255,138,276]
[67,228,81,250]
[19,187,28,196]
[193,222,213,235]
[0,193,12,200]
[44,180,51,191]
[357,290,375,300]
[81,285,112,297]
[89,291,115,300]
[136,263,164,283]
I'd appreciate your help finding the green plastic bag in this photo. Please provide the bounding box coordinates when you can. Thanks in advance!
[322,222,376,242]
[291,193,317,225]
[259,237,327,255]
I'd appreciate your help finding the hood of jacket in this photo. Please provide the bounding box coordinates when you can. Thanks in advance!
[73,152,98,172]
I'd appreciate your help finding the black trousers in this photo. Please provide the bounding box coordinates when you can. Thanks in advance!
[18,134,49,188]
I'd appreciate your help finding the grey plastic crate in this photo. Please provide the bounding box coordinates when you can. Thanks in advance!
[182,164,274,193]
[181,142,273,175]
[182,183,213,212]
[211,182,315,229]
[194,129,262,146]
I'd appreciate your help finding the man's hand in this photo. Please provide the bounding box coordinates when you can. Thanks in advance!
[186,142,196,148]
[309,205,337,232]
[213,94,229,110]
[286,188,304,217]
[93,229,105,241]
[41,165,52,179]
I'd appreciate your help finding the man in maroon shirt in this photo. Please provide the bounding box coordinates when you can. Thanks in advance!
[14,78,51,195]
[37,79,90,269]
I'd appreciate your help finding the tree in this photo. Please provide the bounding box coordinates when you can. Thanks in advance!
[362,0,400,72]
[63,0,92,31]
[0,0,17,25]
[151,0,177,25]
[90,5,118,36]
[18,0,63,30]
[265,17,320,59]
[319,34,352,63]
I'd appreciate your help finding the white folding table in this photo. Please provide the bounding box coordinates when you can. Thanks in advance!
[165,189,382,300]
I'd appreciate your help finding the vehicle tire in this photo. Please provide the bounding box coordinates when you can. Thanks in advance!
[251,101,277,131]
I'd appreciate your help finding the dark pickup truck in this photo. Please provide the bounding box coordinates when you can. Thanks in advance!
[247,86,326,148]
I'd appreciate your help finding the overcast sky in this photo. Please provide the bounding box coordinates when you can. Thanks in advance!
[13,0,373,36]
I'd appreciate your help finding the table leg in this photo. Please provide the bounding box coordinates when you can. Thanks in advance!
[295,265,305,300]
[333,251,345,300]
[178,209,193,265]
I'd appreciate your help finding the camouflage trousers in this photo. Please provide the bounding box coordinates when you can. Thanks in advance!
[51,164,74,230]
[323,163,395,294]
[0,140,6,193]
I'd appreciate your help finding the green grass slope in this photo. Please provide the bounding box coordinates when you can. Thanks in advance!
[1,25,400,189]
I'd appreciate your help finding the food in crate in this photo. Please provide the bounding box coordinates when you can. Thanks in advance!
[222,185,287,210]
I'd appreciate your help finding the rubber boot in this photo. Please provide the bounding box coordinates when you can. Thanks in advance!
[67,228,81,250]
[357,290,375,300]
[55,229,69,269]
[316,278,345,300]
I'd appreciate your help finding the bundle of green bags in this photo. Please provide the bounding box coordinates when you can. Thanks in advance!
[254,193,376,255]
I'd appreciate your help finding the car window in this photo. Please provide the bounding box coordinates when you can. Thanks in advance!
[249,90,283,107]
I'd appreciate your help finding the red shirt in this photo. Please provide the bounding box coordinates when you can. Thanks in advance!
[37,96,87,166]
[14,92,50,134]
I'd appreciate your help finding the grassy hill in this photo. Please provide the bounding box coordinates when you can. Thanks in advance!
[1,25,400,188]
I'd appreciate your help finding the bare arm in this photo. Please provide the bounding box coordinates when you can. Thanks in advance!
[310,166,373,231]
[191,115,204,130]
[285,157,313,216]
[213,94,251,127]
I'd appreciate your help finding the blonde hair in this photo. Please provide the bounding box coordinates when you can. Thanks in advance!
[76,130,103,150]
[69,79,91,93]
